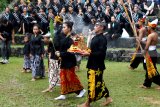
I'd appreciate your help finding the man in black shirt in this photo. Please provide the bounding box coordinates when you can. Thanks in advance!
[106,16,123,47]
[0,18,15,64]
[2,7,14,22]
[78,21,112,107]
[12,4,21,33]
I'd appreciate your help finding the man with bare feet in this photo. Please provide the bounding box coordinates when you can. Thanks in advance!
[129,17,147,70]
[140,19,160,89]
[78,21,112,107]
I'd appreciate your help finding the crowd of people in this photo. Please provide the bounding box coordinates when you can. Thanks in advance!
[0,0,160,107]
[0,0,159,64]
[0,0,159,34]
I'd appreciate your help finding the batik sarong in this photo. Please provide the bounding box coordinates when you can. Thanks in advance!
[87,69,109,102]
[60,67,83,95]
[31,55,45,78]
[23,55,31,70]
[48,59,60,88]
[143,50,160,87]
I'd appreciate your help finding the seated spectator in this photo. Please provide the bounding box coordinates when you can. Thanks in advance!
[106,16,123,41]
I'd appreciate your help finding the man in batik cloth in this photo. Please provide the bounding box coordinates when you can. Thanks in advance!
[78,21,112,107]
[140,19,160,89]
[129,17,147,70]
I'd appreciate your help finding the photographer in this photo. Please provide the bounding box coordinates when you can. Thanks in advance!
[0,18,15,64]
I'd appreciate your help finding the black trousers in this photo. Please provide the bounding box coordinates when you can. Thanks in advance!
[1,40,11,60]
[143,50,160,87]
[130,54,146,70]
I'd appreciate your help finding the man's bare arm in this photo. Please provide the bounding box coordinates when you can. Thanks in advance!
[0,33,5,41]
[138,28,145,41]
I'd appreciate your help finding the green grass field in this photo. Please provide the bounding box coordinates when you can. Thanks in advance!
[0,57,160,107]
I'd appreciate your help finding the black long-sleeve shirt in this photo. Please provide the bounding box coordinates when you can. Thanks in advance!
[59,35,77,69]
[23,42,30,56]
[30,34,44,56]
[87,33,107,71]
[54,25,65,51]
[0,22,13,41]
[108,22,122,34]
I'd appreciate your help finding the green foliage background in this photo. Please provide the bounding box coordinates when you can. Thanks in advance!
[0,0,10,12]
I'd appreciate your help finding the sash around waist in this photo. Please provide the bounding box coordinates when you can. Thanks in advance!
[149,46,156,51]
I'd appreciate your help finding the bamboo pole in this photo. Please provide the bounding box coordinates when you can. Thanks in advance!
[122,2,143,51]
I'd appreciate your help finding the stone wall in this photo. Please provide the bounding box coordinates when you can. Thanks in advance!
[0,47,159,61]
[0,47,160,63]
[107,38,136,48]
[0,37,160,63]
[14,36,160,48]
[15,36,24,45]
[106,50,132,62]
[0,48,133,61]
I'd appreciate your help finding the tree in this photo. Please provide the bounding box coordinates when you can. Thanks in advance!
[0,0,9,12]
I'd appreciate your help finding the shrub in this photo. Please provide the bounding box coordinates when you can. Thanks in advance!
[0,0,8,12]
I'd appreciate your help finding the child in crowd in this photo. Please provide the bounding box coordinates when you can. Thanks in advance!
[22,33,31,73]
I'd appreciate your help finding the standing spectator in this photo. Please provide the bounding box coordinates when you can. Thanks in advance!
[12,4,21,33]
[36,0,45,11]
[20,7,30,34]
[27,3,35,16]
[91,0,101,12]
[27,11,39,33]
[47,8,54,21]
[19,0,27,13]
[37,8,49,34]
[52,0,62,16]
[59,6,67,20]
[100,0,107,13]
[45,0,53,12]
[83,5,95,25]
[104,5,113,23]
[75,0,84,13]
[132,5,143,23]
[0,18,15,64]
[2,7,13,22]
[66,5,77,22]
[95,6,105,21]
